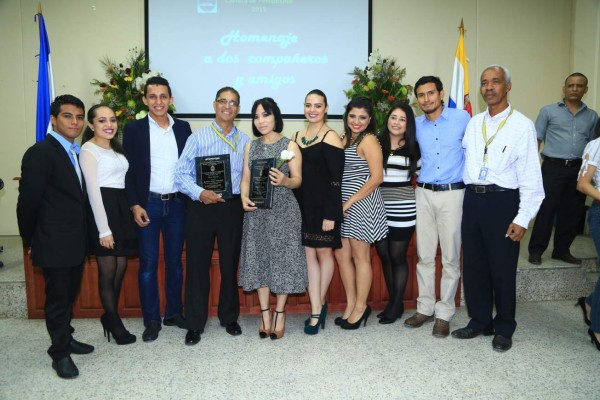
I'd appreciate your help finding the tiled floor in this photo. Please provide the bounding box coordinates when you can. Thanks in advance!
[1,232,599,399]
[1,300,599,399]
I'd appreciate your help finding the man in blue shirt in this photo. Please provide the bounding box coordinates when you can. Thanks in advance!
[528,73,599,265]
[175,87,251,345]
[404,76,471,338]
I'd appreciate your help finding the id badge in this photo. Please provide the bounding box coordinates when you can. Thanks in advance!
[478,166,488,180]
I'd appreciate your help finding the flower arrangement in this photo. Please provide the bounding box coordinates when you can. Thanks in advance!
[344,50,412,133]
[91,47,174,139]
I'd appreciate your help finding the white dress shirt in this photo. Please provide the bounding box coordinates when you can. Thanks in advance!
[462,104,545,228]
[149,114,179,194]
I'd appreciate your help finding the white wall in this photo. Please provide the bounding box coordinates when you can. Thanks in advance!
[1,0,598,234]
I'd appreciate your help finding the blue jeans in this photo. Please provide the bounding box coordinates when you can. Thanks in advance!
[586,203,600,333]
[137,196,185,326]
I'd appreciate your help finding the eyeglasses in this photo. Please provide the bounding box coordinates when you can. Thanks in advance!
[216,98,239,107]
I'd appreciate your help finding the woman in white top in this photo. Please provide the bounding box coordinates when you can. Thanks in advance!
[576,125,600,352]
[80,105,137,345]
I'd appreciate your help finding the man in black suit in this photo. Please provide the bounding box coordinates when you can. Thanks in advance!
[123,76,192,342]
[17,95,94,379]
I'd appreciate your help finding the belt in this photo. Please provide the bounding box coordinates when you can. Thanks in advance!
[543,156,582,167]
[467,184,515,194]
[418,182,465,192]
[149,191,181,201]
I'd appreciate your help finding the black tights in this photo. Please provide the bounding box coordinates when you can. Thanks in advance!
[97,255,127,330]
[375,239,410,319]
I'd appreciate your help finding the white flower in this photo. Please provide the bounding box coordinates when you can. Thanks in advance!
[367,50,382,68]
[135,71,161,91]
[276,149,295,168]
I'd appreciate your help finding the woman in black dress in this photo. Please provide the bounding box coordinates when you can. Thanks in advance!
[293,90,344,334]
[375,103,420,324]
[80,105,137,344]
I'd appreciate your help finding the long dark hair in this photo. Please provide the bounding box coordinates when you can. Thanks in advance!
[81,104,125,155]
[378,102,420,177]
[342,96,376,149]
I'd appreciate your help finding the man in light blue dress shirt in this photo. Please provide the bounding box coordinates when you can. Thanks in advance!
[528,73,599,265]
[175,87,251,345]
[404,76,471,338]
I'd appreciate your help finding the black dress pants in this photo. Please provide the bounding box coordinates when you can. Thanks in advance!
[462,189,520,338]
[528,160,586,256]
[42,264,84,361]
[184,198,243,331]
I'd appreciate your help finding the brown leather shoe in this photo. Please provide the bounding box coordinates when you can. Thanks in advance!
[432,318,450,338]
[404,312,434,328]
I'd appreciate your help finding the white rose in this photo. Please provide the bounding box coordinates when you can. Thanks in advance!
[276,149,295,168]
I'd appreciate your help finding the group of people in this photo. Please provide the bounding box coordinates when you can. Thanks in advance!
[17,65,600,380]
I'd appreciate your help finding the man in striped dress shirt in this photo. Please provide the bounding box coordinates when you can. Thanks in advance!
[452,65,544,352]
[174,87,251,345]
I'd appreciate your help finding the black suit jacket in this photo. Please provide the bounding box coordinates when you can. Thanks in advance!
[123,116,192,208]
[17,135,88,268]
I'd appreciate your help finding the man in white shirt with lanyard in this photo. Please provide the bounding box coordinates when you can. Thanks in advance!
[451,65,544,352]
[175,87,251,345]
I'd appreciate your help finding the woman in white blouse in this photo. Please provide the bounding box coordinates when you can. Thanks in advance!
[80,105,137,345]
[576,124,600,352]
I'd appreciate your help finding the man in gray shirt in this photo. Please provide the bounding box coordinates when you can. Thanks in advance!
[528,73,599,265]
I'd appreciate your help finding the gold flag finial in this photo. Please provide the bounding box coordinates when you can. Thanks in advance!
[38,2,42,14]
[459,18,466,35]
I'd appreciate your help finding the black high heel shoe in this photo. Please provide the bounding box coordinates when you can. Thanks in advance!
[305,302,328,327]
[100,314,136,345]
[334,317,347,326]
[304,314,323,335]
[588,329,600,351]
[320,302,328,327]
[341,305,371,330]
[576,297,591,326]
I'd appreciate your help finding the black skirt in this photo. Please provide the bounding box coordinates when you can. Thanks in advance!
[87,187,137,256]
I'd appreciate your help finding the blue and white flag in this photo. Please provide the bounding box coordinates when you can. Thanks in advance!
[35,6,55,142]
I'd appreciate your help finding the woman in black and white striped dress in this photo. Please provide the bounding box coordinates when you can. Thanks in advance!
[334,96,388,330]
[375,103,421,324]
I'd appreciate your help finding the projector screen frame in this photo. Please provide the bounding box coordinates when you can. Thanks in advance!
[144,0,372,120]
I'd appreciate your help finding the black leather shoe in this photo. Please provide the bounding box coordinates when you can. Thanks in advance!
[552,252,582,265]
[69,339,94,355]
[451,326,494,339]
[528,253,542,265]
[142,321,162,342]
[378,316,397,325]
[492,334,512,352]
[185,330,201,345]
[221,321,242,336]
[163,314,186,329]
[52,356,79,379]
